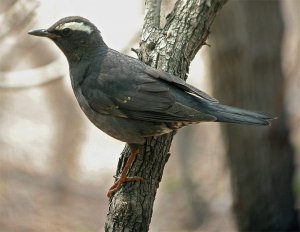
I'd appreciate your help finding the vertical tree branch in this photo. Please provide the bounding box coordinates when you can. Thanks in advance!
[144,0,162,29]
[105,1,227,231]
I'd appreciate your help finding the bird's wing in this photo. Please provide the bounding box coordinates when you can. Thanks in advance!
[81,72,215,123]
[143,66,218,103]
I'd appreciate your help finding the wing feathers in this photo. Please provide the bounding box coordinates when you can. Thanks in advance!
[144,67,218,103]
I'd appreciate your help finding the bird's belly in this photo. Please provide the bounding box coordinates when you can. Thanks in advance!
[90,114,172,144]
[74,89,172,143]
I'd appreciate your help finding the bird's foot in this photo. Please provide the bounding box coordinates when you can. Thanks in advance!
[107,175,144,198]
[107,144,143,198]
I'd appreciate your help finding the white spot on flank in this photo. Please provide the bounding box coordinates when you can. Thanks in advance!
[56,22,93,34]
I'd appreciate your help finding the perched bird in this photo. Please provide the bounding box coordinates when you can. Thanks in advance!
[28,16,273,198]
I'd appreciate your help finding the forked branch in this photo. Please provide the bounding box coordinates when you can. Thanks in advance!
[105,1,227,231]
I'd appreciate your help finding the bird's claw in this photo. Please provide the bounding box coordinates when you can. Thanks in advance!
[107,175,144,198]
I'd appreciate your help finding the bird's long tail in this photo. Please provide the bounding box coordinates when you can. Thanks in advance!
[205,103,274,126]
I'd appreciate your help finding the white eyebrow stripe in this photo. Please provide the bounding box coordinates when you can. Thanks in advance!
[56,22,93,34]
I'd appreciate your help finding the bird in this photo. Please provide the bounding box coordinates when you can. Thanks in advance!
[28,16,274,198]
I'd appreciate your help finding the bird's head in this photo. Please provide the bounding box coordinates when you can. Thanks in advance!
[28,16,107,62]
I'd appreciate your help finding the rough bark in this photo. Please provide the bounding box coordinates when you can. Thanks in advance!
[208,1,299,231]
[105,0,227,231]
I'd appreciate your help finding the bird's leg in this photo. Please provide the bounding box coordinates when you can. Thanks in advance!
[107,145,143,198]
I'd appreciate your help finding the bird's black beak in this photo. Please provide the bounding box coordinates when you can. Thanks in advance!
[28,29,60,39]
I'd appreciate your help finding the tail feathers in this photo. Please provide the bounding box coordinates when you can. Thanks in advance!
[207,103,275,126]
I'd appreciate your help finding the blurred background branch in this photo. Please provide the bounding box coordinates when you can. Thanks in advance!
[208,0,299,230]
[0,0,39,41]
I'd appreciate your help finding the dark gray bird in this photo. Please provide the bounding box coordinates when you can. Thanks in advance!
[28,16,273,197]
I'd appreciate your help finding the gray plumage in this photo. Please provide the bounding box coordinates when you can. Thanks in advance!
[28,16,274,145]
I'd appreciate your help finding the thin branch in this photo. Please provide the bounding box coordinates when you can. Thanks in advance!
[0,58,66,88]
[143,0,162,29]
[120,30,141,55]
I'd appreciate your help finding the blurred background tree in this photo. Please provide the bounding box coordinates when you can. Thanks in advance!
[208,0,299,231]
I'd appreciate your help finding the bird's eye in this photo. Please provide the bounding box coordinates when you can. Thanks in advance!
[62,28,72,36]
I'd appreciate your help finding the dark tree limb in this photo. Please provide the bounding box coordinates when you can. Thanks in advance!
[105,1,227,231]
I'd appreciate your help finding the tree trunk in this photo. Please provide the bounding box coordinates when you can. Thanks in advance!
[105,0,227,231]
[208,0,299,231]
